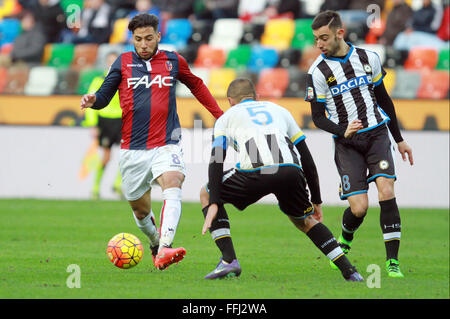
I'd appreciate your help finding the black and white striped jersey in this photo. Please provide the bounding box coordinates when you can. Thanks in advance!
[212,99,305,171]
[306,43,389,132]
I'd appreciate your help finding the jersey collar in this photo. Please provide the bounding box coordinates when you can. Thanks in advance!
[321,42,354,63]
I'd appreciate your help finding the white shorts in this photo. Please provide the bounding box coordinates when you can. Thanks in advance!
[119,144,186,201]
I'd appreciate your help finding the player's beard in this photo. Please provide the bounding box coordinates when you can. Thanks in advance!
[136,43,159,60]
[324,35,341,58]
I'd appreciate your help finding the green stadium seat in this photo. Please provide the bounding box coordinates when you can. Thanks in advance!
[60,0,83,12]
[77,68,104,95]
[47,43,75,68]
[225,45,251,71]
[291,19,315,50]
[436,49,450,70]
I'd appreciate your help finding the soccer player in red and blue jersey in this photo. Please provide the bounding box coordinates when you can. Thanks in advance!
[81,13,224,270]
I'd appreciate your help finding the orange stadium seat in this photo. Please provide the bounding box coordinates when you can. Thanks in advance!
[256,68,289,99]
[71,43,99,71]
[417,70,450,99]
[2,64,29,94]
[194,44,226,68]
[0,67,7,93]
[404,47,439,70]
[298,46,321,72]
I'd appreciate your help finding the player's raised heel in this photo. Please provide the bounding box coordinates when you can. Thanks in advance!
[204,258,241,279]
[154,247,186,270]
[330,235,352,270]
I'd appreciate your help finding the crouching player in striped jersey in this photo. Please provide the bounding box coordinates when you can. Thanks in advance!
[199,78,363,281]
[306,11,414,277]
[81,13,223,270]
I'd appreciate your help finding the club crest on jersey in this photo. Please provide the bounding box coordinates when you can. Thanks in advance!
[363,63,372,73]
[165,61,173,71]
[379,160,389,170]
[127,74,174,89]
[330,75,372,96]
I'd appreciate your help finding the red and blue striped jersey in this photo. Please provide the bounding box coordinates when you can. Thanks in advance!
[92,50,223,150]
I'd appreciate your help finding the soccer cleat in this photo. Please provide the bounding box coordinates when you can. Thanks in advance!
[386,259,404,278]
[330,235,352,270]
[204,258,242,279]
[154,246,186,270]
[343,266,364,282]
[150,245,159,267]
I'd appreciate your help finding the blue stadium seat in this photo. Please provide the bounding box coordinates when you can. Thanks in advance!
[161,19,192,50]
[247,45,279,73]
[0,18,21,47]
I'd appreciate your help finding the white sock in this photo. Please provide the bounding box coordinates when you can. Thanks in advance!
[133,210,159,247]
[159,187,182,252]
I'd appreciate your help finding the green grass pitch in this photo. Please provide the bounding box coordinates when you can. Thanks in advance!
[0,199,448,299]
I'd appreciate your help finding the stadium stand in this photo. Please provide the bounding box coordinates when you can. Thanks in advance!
[0,0,447,101]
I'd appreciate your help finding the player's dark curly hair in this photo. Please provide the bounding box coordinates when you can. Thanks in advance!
[311,10,343,30]
[128,13,159,33]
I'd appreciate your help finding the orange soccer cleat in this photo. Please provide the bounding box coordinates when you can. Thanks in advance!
[154,247,186,270]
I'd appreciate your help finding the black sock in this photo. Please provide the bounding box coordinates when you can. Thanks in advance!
[341,207,365,242]
[306,223,356,278]
[380,198,401,260]
[202,205,237,263]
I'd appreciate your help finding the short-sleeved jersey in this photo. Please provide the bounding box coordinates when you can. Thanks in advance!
[93,50,223,150]
[306,43,389,132]
[212,100,305,171]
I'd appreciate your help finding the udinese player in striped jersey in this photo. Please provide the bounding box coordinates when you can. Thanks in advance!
[306,11,414,278]
[199,78,363,281]
[80,14,223,270]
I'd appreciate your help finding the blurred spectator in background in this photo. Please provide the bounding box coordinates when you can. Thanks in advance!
[408,0,443,34]
[437,0,450,41]
[159,0,194,20]
[28,0,66,43]
[380,0,413,45]
[264,0,303,19]
[238,0,268,22]
[195,0,239,20]
[128,0,161,20]
[69,0,112,44]
[320,0,350,12]
[348,0,385,11]
[8,10,46,66]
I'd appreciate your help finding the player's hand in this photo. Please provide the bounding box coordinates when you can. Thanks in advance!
[312,203,323,222]
[80,94,96,110]
[344,120,363,138]
[202,203,218,235]
[397,141,414,165]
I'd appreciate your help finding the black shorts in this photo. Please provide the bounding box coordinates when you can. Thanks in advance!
[97,116,122,148]
[207,165,314,220]
[334,124,396,199]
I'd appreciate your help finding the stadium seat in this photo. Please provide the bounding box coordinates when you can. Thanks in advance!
[247,45,279,73]
[24,66,58,96]
[60,0,83,12]
[358,44,386,65]
[260,18,295,51]
[417,70,450,99]
[291,19,315,50]
[2,64,29,94]
[189,20,214,45]
[240,22,265,44]
[96,43,125,70]
[284,68,306,98]
[109,18,129,44]
[365,19,385,44]
[176,67,210,97]
[0,67,7,93]
[0,0,22,19]
[46,43,75,68]
[209,18,244,52]
[225,44,252,71]
[77,68,104,95]
[0,18,21,47]
[161,19,192,50]
[344,20,369,44]
[0,42,13,55]
[256,68,289,99]
[403,47,439,70]
[384,46,409,68]
[208,68,237,98]
[391,69,421,99]
[71,44,99,71]
[298,46,321,72]
[54,68,80,95]
[277,48,302,68]
[194,44,226,68]
[436,49,450,71]
[177,43,200,64]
